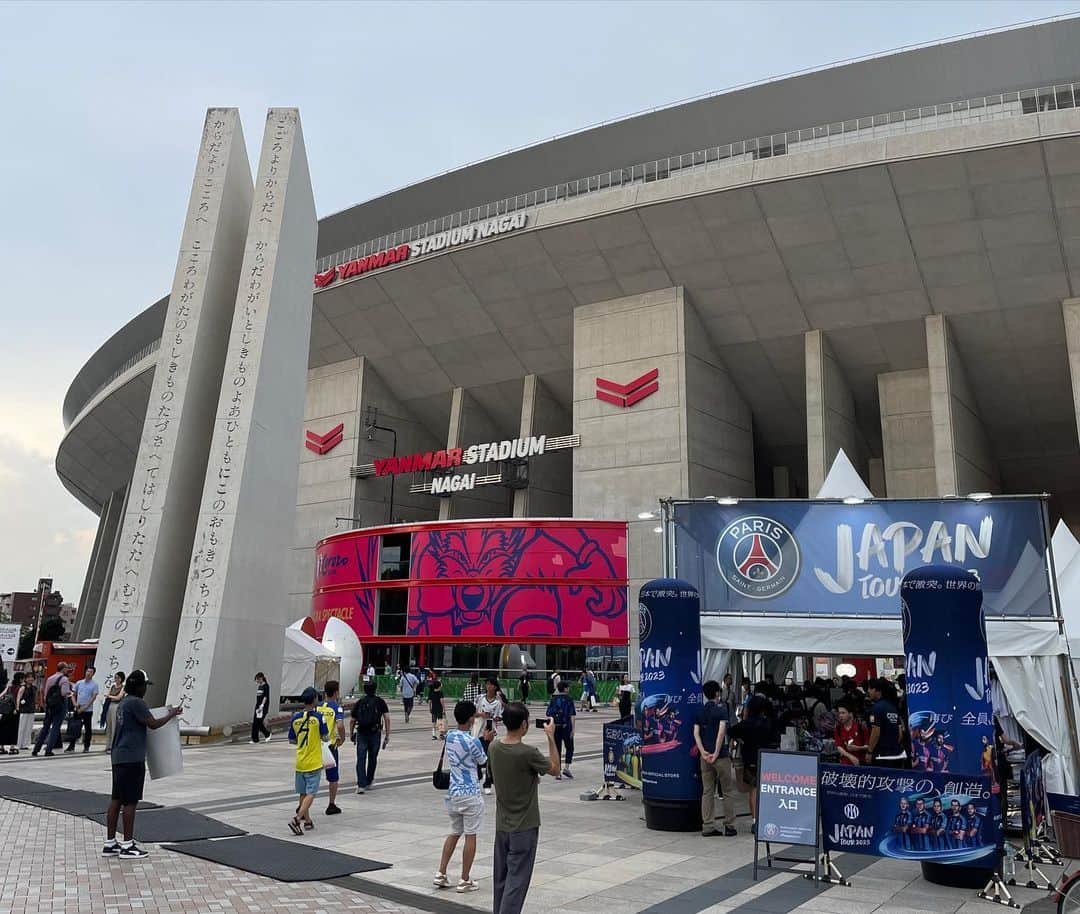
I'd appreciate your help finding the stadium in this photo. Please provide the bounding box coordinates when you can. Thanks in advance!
[58,20,1080,673]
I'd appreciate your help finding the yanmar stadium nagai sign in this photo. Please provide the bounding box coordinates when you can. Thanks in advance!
[314,212,528,288]
[351,433,579,497]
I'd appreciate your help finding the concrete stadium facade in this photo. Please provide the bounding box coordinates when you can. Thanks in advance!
[61,21,1080,655]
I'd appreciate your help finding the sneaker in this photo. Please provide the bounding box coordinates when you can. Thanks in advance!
[264,733,272,743]
[554,774,563,781]
[483,787,492,795]
[431,734,438,740]
[563,768,574,780]
[356,786,365,794]
[101,842,121,857]
[432,872,450,888]
[118,843,149,859]
[456,879,478,893]
[250,739,259,744]
[724,826,738,837]
[31,749,39,757]
[64,747,75,753]
[702,829,723,837]
[82,746,89,753]
[326,804,342,815]
[44,751,55,757]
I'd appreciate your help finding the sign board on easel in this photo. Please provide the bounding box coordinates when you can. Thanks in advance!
[0,624,20,672]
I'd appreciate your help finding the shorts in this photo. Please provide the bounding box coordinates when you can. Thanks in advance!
[742,763,758,787]
[445,794,485,836]
[295,768,322,796]
[111,762,146,805]
[325,746,339,783]
[431,706,444,722]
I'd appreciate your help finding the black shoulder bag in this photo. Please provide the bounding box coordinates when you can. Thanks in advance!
[432,740,450,790]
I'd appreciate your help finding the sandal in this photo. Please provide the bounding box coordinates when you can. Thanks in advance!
[288,817,303,836]
[303,820,314,830]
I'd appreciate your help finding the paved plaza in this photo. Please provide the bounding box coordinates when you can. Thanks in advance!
[0,705,1061,914]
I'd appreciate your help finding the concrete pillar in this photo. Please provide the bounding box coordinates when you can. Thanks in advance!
[98,110,253,684]
[169,109,317,725]
[73,485,127,640]
[573,286,753,678]
[1063,298,1080,447]
[878,370,936,497]
[512,375,572,518]
[772,467,791,498]
[868,457,886,498]
[925,315,999,496]
[439,388,509,520]
[805,329,866,494]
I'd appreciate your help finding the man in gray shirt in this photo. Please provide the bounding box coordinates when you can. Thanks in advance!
[103,669,181,860]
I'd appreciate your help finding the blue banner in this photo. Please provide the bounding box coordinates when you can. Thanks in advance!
[672,498,1052,617]
[603,715,642,788]
[1020,752,1048,852]
[757,751,820,847]
[902,565,994,777]
[821,765,1000,864]
[638,579,703,803]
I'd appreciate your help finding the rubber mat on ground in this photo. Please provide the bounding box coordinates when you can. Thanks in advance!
[16,788,159,816]
[0,775,70,796]
[89,807,245,843]
[163,834,390,880]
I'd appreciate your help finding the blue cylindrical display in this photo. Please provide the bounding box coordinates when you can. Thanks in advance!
[901,564,999,883]
[638,578,703,831]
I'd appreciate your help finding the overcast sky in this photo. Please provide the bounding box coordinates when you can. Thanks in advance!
[0,0,1077,603]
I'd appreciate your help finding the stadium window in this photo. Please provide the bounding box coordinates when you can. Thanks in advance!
[380,532,411,581]
[376,588,408,636]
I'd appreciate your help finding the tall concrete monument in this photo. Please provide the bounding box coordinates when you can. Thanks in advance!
[98,110,253,692]
[168,109,317,728]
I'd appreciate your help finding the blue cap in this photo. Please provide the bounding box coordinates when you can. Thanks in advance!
[300,687,318,705]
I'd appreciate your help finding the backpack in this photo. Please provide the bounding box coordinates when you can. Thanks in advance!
[45,678,65,712]
[0,692,14,716]
[817,708,838,736]
[352,696,379,732]
[551,695,572,729]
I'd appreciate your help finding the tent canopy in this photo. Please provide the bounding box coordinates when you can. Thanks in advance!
[815,448,873,500]
[281,626,340,698]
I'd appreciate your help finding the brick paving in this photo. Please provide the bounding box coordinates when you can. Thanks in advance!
[0,798,422,914]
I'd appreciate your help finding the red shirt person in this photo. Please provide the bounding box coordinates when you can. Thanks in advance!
[833,700,869,765]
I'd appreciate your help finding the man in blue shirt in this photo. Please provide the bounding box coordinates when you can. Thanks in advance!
[694,680,737,837]
[317,681,346,815]
[946,799,967,849]
[965,802,984,848]
[911,798,930,852]
[434,700,494,893]
[546,681,576,780]
[867,678,907,769]
[66,666,100,753]
[893,798,913,850]
[929,799,947,851]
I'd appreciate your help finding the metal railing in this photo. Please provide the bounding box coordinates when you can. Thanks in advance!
[67,338,160,429]
[316,81,1079,274]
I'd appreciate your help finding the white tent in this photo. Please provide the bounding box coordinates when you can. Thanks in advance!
[281,626,341,698]
[1052,520,1080,660]
[699,452,1079,793]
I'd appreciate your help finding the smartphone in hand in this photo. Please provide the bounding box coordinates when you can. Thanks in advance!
[534,718,549,730]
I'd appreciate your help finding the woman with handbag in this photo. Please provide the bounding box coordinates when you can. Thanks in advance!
[16,673,35,750]
[0,673,22,754]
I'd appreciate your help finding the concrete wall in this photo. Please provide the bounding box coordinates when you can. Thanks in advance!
[287,359,363,622]
[513,375,573,517]
[98,110,252,685]
[168,110,317,725]
[878,369,936,497]
[805,329,866,494]
[926,315,999,496]
[573,286,753,676]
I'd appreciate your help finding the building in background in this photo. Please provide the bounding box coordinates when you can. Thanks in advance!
[57,21,1080,675]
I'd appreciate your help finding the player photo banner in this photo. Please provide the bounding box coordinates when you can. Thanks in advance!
[671,498,1053,618]
[1020,751,1048,854]
[603,715,642,789]
[820,765,999,864]
[902,565,995,777]
[637,579,703,805]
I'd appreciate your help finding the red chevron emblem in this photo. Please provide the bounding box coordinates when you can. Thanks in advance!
[305,422,344,455]
[313,268,337,288]
[595,368,659,408]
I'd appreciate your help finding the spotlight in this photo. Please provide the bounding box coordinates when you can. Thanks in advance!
[653,526,663,534]
[717,497,739,506]
[842,496,864,505]
[968,492,992,502]
[637,511,656,520]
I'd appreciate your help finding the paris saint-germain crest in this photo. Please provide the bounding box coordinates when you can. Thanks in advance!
[716,515,800,599]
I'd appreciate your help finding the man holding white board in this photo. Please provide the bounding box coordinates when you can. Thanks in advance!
[102,669,181,859]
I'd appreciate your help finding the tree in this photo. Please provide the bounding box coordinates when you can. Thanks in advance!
[38,616,66,643]
[17,627,34,660]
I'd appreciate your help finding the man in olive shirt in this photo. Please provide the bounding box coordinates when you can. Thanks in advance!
[486,701,560,914]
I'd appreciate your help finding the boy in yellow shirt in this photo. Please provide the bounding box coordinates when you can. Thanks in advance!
[288,687,329,835]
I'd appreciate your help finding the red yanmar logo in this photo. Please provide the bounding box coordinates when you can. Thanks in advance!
[595,369,659,408]
[305,423,344,456]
